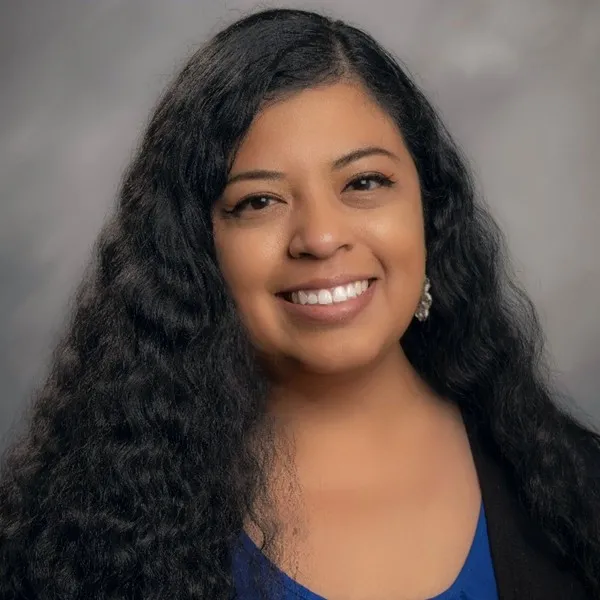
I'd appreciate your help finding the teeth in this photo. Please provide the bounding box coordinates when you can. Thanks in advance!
[318,289,333,305]
[289,280,370,306]
[332,286,347,302]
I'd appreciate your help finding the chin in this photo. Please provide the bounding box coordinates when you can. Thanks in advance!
[292,341,388,376]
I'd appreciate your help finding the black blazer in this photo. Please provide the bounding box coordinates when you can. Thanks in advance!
[467,424,590,599]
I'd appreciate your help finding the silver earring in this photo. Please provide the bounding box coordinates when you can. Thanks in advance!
[415,276,432,322]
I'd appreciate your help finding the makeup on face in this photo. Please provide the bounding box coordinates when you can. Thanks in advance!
[212,82,426,374]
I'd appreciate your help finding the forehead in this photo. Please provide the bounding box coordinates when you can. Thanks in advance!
[231,82,406,169]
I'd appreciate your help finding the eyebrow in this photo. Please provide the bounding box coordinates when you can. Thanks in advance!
[225,146,401,186]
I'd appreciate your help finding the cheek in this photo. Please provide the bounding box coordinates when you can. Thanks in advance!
[367,202,426,314]
[371,199,425,269]
[214,225,276,288]
[213,226,283,338]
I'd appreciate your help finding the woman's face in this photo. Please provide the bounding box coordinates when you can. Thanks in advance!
[213,82,426,374]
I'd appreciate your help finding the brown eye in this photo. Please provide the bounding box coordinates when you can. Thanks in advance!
[347,173,394,192]
[246,196,273,211]
[345,173,395,192]
[227,195,278,217]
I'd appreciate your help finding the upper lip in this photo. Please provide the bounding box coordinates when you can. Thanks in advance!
[277,275,376,294]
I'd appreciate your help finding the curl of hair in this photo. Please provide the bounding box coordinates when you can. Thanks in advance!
[1,8,599,599]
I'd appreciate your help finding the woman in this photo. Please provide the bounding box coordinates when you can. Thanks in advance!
[0,7,598,600]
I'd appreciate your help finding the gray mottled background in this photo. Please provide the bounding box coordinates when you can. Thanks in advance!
[1,0,599,448]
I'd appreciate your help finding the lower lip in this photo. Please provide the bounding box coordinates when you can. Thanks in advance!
[277,281,377,325]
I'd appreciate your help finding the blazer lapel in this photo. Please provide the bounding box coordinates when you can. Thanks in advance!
[465,420,590,600]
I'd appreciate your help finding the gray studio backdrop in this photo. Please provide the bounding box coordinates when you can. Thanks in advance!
[1,0,599,447]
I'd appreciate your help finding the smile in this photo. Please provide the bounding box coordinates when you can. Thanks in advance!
[277,278,377,325]
[287,279,370,306]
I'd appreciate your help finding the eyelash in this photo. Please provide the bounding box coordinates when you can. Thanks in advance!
[224,173,396,217]
[347,173,396,192]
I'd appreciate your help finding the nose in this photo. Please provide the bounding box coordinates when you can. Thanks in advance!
[287,191,353,259]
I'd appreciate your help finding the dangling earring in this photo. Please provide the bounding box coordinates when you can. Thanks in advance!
[415,276,432,322]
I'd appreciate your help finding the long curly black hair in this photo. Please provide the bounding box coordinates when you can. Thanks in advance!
[1,7,599,599]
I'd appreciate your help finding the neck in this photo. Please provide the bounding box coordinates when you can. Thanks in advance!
[266,344,451,482]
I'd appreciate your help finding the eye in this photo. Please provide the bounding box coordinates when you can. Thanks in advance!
[345,173,396,192]
[225,194,279,217]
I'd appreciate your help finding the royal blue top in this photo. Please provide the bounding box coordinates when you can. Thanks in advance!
[232,501,499,599]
